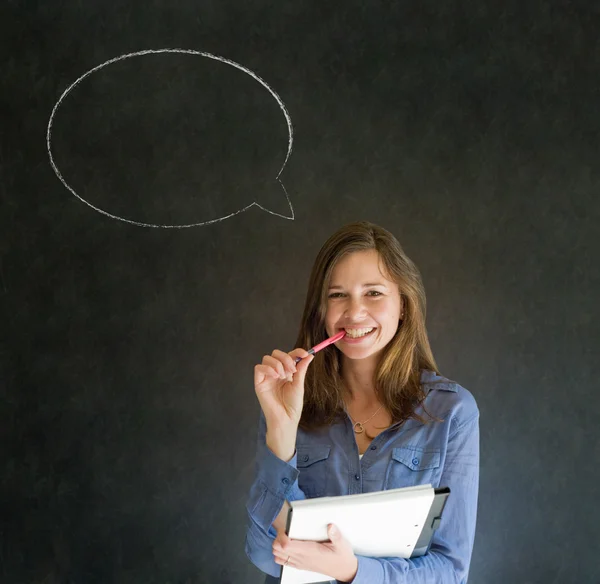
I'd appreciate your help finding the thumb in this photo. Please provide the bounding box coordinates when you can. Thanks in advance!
[328,524,338,539]
[294,353,314,386]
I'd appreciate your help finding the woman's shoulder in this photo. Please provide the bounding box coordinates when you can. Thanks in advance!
[419,369,479,429]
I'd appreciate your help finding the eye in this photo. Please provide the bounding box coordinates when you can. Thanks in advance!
[327,291,383,298]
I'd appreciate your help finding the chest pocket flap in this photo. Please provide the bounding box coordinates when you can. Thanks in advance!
[296,445,331,468]
[391,446,440,471]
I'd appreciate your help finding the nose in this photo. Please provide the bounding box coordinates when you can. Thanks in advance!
[344,296,367,320]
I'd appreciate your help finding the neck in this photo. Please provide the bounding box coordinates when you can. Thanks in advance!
[341,354,380,408]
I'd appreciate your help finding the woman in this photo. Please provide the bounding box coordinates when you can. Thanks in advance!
[245,221,479,583]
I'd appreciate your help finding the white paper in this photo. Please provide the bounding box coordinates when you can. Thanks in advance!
[280,484,435,584]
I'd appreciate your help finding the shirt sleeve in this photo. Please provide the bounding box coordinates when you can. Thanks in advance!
[245,410,308,578]
[346,412,480,584]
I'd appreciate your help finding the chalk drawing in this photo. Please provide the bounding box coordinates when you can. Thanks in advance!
[46,48,295,228]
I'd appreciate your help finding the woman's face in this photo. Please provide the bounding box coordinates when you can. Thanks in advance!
[324,249,402,362]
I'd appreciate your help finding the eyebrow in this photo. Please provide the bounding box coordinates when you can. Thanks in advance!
[328,282,388,290]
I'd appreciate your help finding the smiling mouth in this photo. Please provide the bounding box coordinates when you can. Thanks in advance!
[339,327,376,339]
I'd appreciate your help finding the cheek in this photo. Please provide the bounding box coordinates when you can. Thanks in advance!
[374,304,401,327]
[325,305,339,325]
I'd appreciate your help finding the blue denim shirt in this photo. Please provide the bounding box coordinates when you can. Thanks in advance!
[245,370,479,584]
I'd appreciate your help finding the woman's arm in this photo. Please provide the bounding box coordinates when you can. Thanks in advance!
[245,411,307,578]
[272,499,291,534]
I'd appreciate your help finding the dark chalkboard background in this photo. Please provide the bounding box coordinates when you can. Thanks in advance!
[2,2,599,583]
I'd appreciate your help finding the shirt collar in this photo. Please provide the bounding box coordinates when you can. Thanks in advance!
[420,369,459,394]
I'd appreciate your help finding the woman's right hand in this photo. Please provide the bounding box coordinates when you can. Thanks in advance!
[254,348,315,431]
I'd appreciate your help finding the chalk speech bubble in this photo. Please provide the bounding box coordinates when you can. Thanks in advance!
[46,48,295,228]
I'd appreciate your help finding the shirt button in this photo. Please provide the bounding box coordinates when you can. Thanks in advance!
[370,445,377,450]
[302,455,309,462]
[355,474,360,480]
[412,457,419,466]
[282,477,289,485]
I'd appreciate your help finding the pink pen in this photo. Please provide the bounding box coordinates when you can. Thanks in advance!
[294,330,347,363]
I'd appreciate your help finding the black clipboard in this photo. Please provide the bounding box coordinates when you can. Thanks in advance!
[411,487,450,556]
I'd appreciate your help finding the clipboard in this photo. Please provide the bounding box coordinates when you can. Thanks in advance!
[279,485,450,584]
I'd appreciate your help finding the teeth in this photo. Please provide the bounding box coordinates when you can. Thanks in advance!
[344,327,374,338]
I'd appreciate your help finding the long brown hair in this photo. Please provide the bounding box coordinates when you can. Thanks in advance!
[296,221,441,431]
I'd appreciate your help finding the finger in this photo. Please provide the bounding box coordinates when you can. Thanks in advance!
[293,353,314,385]
[274,555,296,568]
[254,364,281,387]
[262,355,287,379]
[255,364,280,379]
[272,548,290,561]
[271,349,298,375]
[288,348,311,363]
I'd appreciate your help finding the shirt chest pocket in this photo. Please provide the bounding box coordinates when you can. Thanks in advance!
[384,446,441,490]
[296,445,331,498]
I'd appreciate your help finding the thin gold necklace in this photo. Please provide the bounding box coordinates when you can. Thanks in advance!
[346,404,383,434]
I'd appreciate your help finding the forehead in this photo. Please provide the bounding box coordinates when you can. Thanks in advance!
[330,249,393,284]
